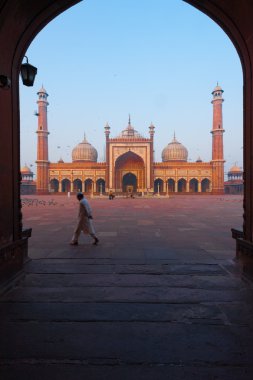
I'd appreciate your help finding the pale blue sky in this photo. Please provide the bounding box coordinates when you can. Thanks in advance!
[20,0,243,177]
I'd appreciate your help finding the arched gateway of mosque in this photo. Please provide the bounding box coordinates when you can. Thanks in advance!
[115,152,145,193]
[35,86,225,196]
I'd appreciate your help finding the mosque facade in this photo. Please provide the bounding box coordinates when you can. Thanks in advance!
[35,85,225,195]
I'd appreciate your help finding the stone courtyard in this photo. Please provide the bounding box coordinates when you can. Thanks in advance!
[1,194,253,379]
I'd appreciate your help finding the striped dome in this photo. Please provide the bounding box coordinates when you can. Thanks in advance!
[72,135,98,162]
[162,135,188,162]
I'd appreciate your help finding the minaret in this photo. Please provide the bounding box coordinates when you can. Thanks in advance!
[149,123,155,191]
[36,86,49,193]
[104,122,110,191]
[211,84,225,193]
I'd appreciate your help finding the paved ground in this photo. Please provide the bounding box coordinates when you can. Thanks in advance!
[1,194,253,379]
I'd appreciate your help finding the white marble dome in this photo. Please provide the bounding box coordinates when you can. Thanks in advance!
[72,135,98,162]
[162,135,188,162]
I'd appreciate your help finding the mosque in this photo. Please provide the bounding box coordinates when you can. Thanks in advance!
[33,84,226,195]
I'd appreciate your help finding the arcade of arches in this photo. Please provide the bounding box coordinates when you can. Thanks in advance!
[1,1,253,280]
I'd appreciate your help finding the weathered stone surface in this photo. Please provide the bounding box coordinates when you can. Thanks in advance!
[1,195,253,379]
[1,364,253,380]
[0,322,253,365]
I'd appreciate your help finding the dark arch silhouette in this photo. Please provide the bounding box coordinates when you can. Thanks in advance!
[50,178,59,192]
[201,178,211,192]
[189,178,198,193]
[96,178,105,193]
[73,178,82,192]
[154,178,164,193]
[122,172,137,192]
[168,178,175,192]
[62,178,71,192]
[84,178,93,193]
[1,0,253,277]
[178,178,187,192]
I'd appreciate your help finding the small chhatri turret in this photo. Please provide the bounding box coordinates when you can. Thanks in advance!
[117,116,144,138]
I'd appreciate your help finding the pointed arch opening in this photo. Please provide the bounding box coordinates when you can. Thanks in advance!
[84,178,93,193]
[201,178,211,193]
[73,178,82,192]
[122,172,137,193]
[189,178,198,193]
[96,178,105,193]
[62,179,71,192]
[154,178,164,193]
[167,178,175,192]
[50,179,59,193]
[115,151,145,192]
[178,178,187,193]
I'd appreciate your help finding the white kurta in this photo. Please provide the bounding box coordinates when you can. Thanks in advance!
[72,198,96,242]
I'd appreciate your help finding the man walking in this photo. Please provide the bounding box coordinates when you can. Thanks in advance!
[70,192,99,246]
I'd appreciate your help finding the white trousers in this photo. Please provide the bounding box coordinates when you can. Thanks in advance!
[72,217,96,242]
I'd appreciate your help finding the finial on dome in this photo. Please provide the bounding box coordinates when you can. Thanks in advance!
[83,132,86,141]
[128,114,131,125]
[37,84,48,96]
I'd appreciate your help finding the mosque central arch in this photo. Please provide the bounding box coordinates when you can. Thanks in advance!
[115,151,145,192]
[122,172,137,193]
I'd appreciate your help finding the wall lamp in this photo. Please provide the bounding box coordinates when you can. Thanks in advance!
[0,75,11,89]
[20,56,37,86]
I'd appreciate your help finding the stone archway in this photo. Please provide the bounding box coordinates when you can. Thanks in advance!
[178,178,187,193]
[84,178,93,193]
[1,0,253,278]
[50,179,59,192]
[62,179,70,192]
[115,151,145,192]
[96,178,105,193]
[168,178,175,192]
[201,178,211,192]
[189,178,198,193]
[122,172,137,193]
[73,179,82,192]
[154,178,164,193]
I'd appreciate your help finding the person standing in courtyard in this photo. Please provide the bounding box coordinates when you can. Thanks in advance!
[70,192,99,246]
